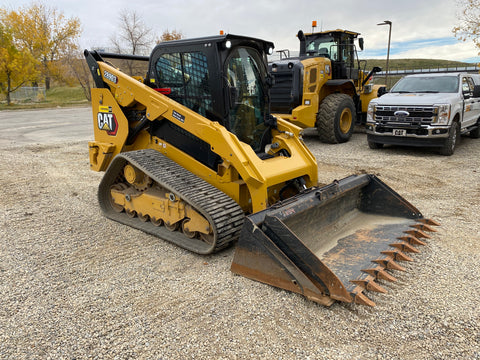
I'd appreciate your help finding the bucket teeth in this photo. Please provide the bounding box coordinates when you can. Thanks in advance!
[350,290,376,307]
[397,235,427,246]
[411,223,437,233]
[405,229,431,239]
[381,250,414,262]
[373,258,406,271]
[362,267,398,282]
[351,278,388,293]
[390,242,420,253]
[418,218,441,226]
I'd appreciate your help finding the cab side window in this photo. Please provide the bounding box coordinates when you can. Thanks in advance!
[155,51,213,117]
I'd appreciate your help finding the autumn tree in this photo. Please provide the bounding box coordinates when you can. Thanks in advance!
[158,29,183,43]
[4,2,81,90]
[453,0,480,52]
[0,13,40,104]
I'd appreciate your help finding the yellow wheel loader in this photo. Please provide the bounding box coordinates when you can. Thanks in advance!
[84,34,437,307]
[269,27,387,143]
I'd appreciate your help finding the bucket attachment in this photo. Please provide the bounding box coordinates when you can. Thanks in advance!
[231,174,439,306]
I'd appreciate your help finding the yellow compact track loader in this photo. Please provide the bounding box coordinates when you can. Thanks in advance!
[269,27,387,143]
[84,34,437,307]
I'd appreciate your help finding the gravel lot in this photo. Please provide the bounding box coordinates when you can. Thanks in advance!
[1,108,479,359]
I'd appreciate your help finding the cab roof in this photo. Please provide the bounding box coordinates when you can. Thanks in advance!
[303,29,361,37]
[155,33,274,50]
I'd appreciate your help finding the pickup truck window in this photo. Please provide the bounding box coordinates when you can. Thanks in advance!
[391,76,458,93]
[462,77,475,96]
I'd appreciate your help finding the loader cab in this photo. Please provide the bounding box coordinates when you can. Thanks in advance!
[299,29,362,80]
[147,34,274,153]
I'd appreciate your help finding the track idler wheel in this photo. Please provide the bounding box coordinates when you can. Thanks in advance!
[138,213,149,222]
[126,209,136,218]
[182,219,198,239]
[165,221,180,232]
[151,217,163,227]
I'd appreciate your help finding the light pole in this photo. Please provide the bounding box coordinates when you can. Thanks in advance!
[377,20,392,87]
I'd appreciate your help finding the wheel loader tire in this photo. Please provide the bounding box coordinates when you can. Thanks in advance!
[316,93,356,144]
[439,121,459,156]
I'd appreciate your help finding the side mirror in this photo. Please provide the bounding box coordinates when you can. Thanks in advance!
[372,66,382,73]
[358,37,364,51]
[473,85,480,98]
[377,86,388,97]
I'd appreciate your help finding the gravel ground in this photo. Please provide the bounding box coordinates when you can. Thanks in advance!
[1,110,479,359]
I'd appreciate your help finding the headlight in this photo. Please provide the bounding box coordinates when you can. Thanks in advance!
[367,102,376,122]
[433,104,450,125]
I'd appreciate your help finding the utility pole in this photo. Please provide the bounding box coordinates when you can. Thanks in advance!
[377,20,392,87]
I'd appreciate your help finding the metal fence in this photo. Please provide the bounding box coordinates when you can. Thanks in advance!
[373,64,480,89]
[9,87,46,102]
[377,64,480,76]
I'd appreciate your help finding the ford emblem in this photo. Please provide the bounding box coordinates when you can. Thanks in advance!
[394,110,409,117]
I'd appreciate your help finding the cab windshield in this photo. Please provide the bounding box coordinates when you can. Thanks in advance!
[305,35,338,60]
[225,47,269,153]
[391,76,459,93]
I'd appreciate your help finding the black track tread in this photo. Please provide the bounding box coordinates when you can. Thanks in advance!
[316,93,355,144]
[98,149,245,254]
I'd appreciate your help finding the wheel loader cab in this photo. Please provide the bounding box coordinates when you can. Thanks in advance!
[299,29,360,80]
[147,35,274,154]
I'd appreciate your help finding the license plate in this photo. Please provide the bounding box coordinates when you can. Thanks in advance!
[393,129,407,136]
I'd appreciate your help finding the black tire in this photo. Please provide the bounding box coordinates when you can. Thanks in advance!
[368,141,384,149]
[316,93,356,143]
[469,124,480,139]
[439,122,459,156]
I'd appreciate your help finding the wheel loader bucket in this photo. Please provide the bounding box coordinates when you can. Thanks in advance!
[231,174,439,306]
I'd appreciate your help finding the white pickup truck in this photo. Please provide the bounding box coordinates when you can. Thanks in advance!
[366,72,480,155]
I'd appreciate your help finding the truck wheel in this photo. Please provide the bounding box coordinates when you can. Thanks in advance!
[316,93,356,143]
[439,121,459,156]
[469,122,480,138]
[368,141,384,149]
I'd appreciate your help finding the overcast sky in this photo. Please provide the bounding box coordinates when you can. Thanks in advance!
[2,0,479,63]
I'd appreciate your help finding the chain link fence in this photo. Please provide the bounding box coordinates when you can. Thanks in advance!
[8,87,46,103]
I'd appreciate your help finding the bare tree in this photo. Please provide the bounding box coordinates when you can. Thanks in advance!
[62,47,92,101]
[110,9,153,75]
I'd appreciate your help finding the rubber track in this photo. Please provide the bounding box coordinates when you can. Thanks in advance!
[98,149,245,254]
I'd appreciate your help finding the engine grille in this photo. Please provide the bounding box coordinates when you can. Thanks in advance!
[374,105,437,125]
[270,71,295,113]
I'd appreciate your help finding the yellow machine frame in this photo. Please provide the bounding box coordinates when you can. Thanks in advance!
[89,61,318,214]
